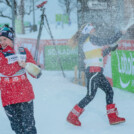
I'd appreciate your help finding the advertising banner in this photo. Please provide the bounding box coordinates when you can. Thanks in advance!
[0,23,9,28]
[15,17,22,34]
[56,14,69,24]
[44,45,78,70]
[15,38,69,69]
[111,50,134,93]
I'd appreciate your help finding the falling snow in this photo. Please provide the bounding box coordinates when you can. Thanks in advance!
[0,0,134,134]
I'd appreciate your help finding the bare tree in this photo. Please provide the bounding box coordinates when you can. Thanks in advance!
[0,0,17,19]
[18,0,25,34]
[58,0,77,18]
[0,0,41,33]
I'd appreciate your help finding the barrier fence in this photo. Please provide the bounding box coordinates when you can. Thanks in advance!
[15,38,77,70]
[15,38,134,93]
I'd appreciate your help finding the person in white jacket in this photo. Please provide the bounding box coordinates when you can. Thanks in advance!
[67,23,126,126]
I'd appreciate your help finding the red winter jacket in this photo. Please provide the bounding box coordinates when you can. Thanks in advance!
[0,46,35,107]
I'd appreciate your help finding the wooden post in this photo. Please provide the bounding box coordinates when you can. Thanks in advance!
[81,71,86,86]
[74,65,78,84]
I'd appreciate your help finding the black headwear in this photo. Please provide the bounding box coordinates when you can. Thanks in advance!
[0,24,14,41]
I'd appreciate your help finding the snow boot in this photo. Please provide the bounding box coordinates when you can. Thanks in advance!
[67,104,84,126]
[106,104,125,125]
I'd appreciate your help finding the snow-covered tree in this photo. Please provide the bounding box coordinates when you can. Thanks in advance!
[58,0,77,20]
[0,0,41,34]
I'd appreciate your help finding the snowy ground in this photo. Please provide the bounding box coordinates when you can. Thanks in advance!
[0,70,134,134]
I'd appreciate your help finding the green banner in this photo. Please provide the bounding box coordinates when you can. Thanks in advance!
[0,23,9,28]
[44,45,78,70]
[15,18,22,34]
[111,50,134,93]
[24,21,31,27]
[56,14,69,24]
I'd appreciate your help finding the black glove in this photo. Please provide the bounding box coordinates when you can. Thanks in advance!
[36,71,42,79]
[36,65,42,79]
[111,44,118,51]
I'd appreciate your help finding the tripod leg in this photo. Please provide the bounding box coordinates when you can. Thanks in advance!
[44,14,66,78]
[34,8,45,63]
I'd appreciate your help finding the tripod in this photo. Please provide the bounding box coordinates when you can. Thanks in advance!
[34,1,65,77]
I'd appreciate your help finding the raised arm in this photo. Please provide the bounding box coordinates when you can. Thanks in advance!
[90,31,123,46]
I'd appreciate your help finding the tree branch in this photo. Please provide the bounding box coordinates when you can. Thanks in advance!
[24,8,33,15]
[5,0,11,7]
[0,0,12,7]
[0,11,12,19]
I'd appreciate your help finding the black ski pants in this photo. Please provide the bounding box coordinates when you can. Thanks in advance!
[4,101,37,134]
[78,67,114,109]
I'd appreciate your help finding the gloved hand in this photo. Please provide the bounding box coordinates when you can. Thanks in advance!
[36,65,42,78]
[36,71,42,79]
[18,61,26,68]
[17,54,26,62]
[17,47,26,62]
[111,44,118,51]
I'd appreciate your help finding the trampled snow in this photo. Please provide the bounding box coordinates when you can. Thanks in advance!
[0,71,134,134]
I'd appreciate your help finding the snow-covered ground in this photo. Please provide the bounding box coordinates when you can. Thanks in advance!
[0,70,134,134]
[0,1,134,134]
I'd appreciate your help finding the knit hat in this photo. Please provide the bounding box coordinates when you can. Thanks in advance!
[82,23,94,34]
[0,25,14,41]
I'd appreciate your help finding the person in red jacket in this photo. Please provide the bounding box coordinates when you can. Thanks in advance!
[0,25,41,134]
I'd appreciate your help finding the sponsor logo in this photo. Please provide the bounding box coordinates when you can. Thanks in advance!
[116,51,134,88]
[119,77,130,88]
[8,32,13,38]
[21,75,26,80]
[7,55,18,64]
[4,78,9,82]
[12,77,19,82]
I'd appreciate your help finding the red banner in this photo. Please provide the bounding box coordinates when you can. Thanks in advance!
[15,38,68,68]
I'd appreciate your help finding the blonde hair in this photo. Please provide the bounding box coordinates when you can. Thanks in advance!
[67,23,89,48]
